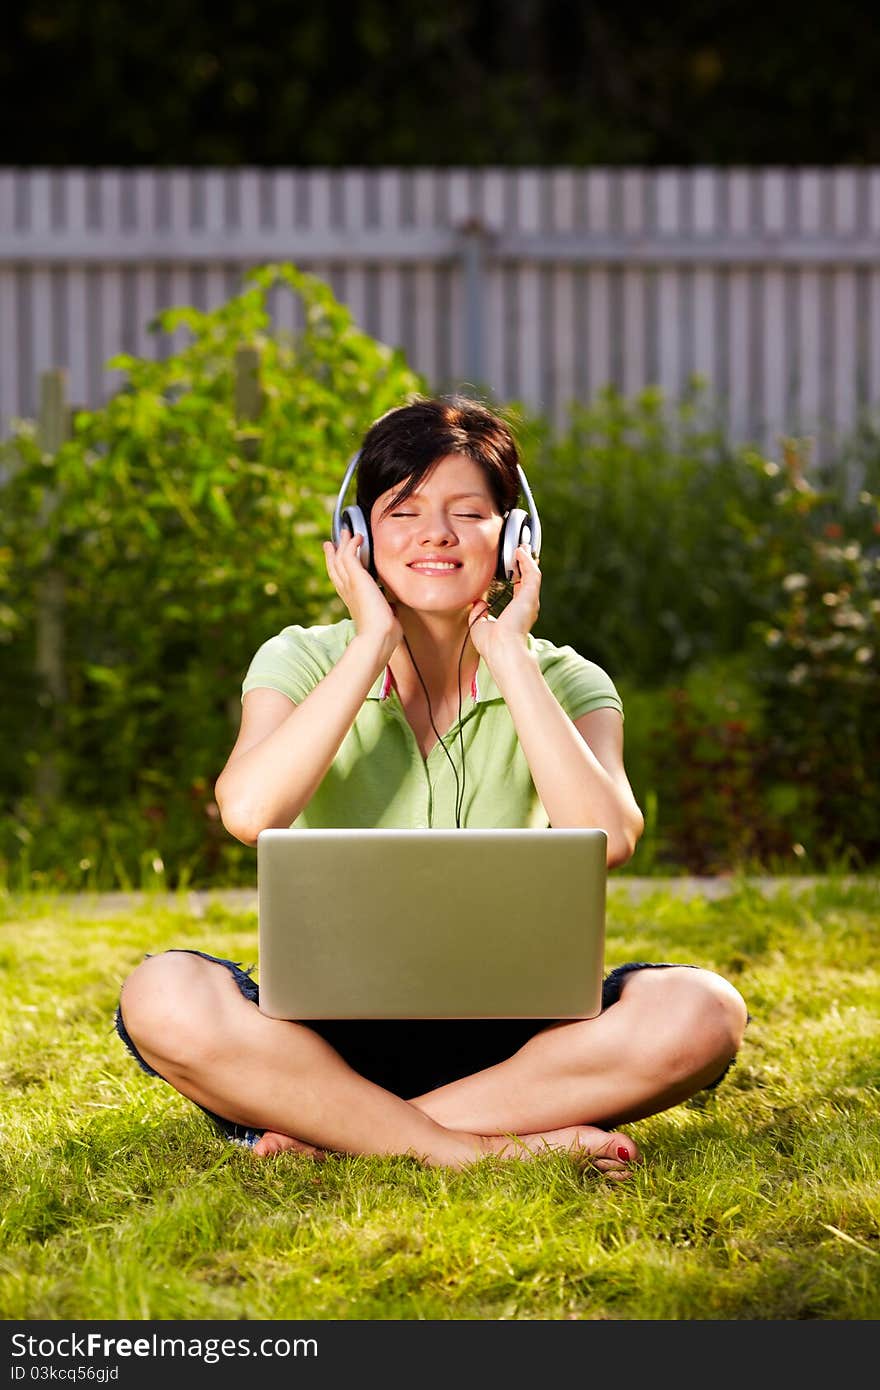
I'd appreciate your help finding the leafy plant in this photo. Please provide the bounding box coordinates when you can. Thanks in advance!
[617,440,880,874]
[3,288,879,885]
[530,381,778,686]
[0,264,422,885]
[749,442,880,866]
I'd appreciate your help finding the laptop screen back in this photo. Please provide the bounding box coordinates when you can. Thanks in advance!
[257,827,607,1021]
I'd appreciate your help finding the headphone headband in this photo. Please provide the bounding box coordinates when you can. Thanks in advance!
[514,463,542,561]
[331,450,362,547]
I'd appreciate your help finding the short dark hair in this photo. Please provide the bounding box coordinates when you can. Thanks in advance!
[355,394,522,522]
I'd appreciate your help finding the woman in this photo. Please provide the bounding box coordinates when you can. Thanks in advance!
[117,395,748,1178]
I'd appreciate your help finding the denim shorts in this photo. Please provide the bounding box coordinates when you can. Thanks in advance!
[115,951,735,1148]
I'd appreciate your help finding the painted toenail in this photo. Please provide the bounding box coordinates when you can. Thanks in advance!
[617,1146,630,1160]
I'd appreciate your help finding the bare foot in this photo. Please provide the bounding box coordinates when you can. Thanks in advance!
[252,1130,327,1160]
[482,1125,641,1180]
[249,1124,638,1177]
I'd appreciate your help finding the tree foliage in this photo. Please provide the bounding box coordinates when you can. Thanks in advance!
[5,0,880,166]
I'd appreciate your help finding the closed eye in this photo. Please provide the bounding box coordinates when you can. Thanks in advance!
[389,511,486,520]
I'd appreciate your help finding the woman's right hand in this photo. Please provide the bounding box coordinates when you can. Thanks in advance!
[323,530,403,661]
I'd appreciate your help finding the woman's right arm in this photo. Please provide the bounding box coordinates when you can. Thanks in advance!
[214,528,401,846]
[214,631,390,845]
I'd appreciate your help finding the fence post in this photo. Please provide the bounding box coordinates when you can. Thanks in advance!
[34,368,70,806]
[458,218,490,394]
[234,344,263,459]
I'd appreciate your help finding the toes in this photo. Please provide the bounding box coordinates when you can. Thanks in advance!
[601,1132,642,1166]
[492,1125,642,1176]
[566,1128,642,1177]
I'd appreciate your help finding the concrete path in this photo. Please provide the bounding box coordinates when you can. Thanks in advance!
[21,875,873,917]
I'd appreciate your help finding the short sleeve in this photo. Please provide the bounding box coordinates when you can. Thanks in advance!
[241,625,329,704]
[534,640,624,721]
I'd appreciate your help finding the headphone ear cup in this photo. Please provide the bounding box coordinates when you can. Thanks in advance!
[339,504,373,574]
[497,509,532,580]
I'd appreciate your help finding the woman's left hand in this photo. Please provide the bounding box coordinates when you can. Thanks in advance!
[467,545,541,659]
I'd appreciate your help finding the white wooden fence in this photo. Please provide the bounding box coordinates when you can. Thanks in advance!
[2,167,880,457]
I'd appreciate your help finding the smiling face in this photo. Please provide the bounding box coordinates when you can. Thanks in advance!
[370,453,504,612]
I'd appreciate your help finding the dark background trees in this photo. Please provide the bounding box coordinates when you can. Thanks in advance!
[4,0,879,167]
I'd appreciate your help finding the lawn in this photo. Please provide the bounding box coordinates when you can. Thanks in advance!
[1,877,878,1321]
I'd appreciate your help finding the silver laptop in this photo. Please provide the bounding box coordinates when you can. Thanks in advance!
[256,827,607,1021]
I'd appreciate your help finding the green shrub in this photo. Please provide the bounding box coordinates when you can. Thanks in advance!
[749,442,880,867]
[617,657,785,875]
[0,264,422,888]
[617,439,880,874]
[529,381,777,686]
[2,282,878,886]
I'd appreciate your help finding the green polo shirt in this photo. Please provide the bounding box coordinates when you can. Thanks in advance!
[241,619,623,830]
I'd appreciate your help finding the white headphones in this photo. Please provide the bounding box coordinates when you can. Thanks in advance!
[331,451,542,581]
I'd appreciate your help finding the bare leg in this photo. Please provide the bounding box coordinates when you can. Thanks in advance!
[119,952,634,1172]
[120,952,479,1167]
[409,967,748,1135]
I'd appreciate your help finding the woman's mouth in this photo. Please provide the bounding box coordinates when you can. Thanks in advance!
[407,561,462,575]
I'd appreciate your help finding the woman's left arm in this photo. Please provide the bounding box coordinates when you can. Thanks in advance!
[471,546,644,867]
[490,648,644,865]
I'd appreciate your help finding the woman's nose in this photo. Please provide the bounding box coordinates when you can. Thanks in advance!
[418,514,457,544]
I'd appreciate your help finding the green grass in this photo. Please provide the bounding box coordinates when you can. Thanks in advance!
[1,878,878,1320]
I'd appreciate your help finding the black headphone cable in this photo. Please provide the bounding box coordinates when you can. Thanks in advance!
[402,581,511,829]
[402,630,469,829]
[456,582,512,822]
